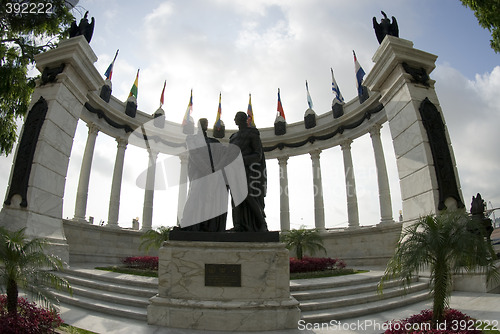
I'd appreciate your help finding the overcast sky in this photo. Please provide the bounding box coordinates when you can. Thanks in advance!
[1,0,499,231]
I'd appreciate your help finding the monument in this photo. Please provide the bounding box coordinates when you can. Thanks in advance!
[148,112,300,331]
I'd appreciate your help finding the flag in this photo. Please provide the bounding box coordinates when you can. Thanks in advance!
[128,69,139,99]
[183,89,193,126]
[104,49,119,80]
[353,50,366,97]
[331,68,344,104]
[159,80,166,107]
[305,80,314,109]
[277,88,286,120]
[247,93,255,127]
[214,92,223,129]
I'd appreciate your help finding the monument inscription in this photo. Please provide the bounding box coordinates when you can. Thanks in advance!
[205,264,241,287]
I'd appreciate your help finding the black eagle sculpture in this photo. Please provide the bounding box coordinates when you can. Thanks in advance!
[373,11,398,44]
[69,11,95,43]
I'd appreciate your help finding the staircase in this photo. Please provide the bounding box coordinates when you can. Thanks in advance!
[52,267,430,323]
[52,267,157,321]
[290,271,430,322]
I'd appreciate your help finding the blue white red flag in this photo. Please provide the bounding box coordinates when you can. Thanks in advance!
[104,49,119,81]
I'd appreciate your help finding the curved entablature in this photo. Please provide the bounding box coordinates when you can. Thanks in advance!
[82,82,387,159]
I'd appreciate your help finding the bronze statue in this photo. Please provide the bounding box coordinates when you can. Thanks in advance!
[69,11,95,43]
[181,119,227,232]
[229,112,268,232]
[470,193,494,241]
[373,11,398,44]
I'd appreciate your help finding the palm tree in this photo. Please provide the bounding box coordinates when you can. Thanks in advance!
[378,211,499,324]
[280,226,326,260]
[139,226,172,253]
[0,227,72,316]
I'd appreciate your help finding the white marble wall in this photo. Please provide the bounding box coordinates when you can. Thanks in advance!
[148,240,300,331]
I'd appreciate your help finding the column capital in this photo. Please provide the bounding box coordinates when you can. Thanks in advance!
[116,137,128,149]
[178,152,189,163]
[340,139,352,151]
[309,149,322,160]
[87,122,100,135]
[277,156,289,165]
[369,123,383,137]
[147,149,160,159]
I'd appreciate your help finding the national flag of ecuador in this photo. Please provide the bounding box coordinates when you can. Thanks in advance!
[183,89,193,126]
[128,69,139,99]
[214,92,223,129]
[277,88,286,120]
[247,93,255,127]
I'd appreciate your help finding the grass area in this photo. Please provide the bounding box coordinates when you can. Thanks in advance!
[95,266,367,280]
[57,323,98,334]
[94,266,158,277]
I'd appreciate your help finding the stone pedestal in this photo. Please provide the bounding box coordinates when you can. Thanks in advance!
[147,240,300,331]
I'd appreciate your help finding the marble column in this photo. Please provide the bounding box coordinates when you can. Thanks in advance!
[107,138,127,228]
[73,123,99,223]
[176,153,189,225]
[369,124,394,225]
[278,156,290,231]
[142,149,159,231]
[341,140,359,228]
[310,150,325,231]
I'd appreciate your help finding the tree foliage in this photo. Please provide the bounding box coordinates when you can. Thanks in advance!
[139,226,172,253]
[378,212,499,325]
[280,226,326,260]
[460,0,500,53]
[0,0,75,156]
[0,227,72,316]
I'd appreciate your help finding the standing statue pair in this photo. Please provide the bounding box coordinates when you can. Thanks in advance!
[180,112,268,232]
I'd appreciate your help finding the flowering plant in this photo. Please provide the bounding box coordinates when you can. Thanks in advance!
[122,256,158,270]
[289,256,346,273]
[0,295,63,333]
[384,309,482,334]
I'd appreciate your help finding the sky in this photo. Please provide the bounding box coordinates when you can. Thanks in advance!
[1,0,499,231]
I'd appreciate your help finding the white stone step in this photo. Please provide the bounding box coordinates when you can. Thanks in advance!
[290,271,384,292]
[58,272,157,298]
[298,280,428,312]
[50,290,147,321]
[301,289,431,322]
[62,267,157,289]
[292,277,417,301]
[61,285,151,308]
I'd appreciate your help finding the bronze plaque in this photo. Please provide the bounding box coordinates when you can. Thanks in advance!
[205,264,241,287]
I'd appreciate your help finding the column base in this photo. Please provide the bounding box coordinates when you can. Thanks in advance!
[377,219,396,226]
[0,205,69,264]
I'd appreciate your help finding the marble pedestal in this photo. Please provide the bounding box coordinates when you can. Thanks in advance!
[147,240,300,331]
